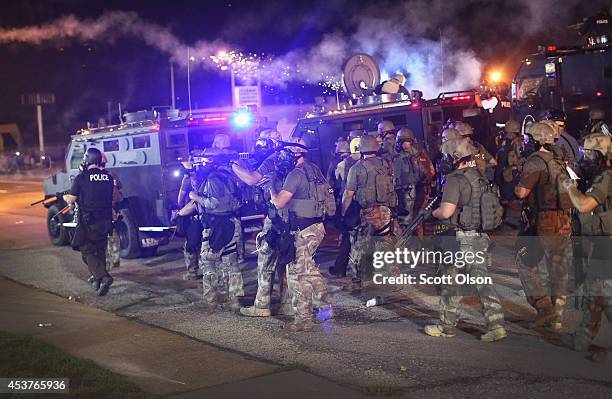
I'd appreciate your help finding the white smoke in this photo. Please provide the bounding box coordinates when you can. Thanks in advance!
[0,11,226,68]
[0,1,606,99]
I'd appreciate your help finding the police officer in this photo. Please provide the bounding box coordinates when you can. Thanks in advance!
[232,131,293,317]
[563,132,612,362]
[327,138,350,206]
[451,121,497,179]
[495,120,524,206]
[424,138,507,342]
[329,138,362,277]
[374,73,410,96]
[269,138,333,331]
[378,120,397,164]
[342,135,399,292]
[176,153,204,280]
[100,153,123,270]
[515,122,573,330]
[64,148,114,296]
[190,148,244,311]
[583,108,610,139]
[393,127,434,234]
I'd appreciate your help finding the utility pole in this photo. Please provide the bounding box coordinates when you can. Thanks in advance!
[21,93,54,156]
[170,62,176,109]
[187,48,192,114]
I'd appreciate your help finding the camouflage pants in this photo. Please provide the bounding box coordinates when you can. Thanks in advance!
[199,217,244,304]
[439,231,505,329]
[577,278,612,345]
[397,186,416,230]
[184,217,203,278]
[105,229,120,270]
[183,243,200,277]
[254,217,291,309]
[286,222,330,323]
[516,211,571,320]
[349,206,399,284]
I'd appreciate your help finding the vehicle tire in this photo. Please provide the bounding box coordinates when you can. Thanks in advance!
[47,203,70,246]
[116,209,141,259]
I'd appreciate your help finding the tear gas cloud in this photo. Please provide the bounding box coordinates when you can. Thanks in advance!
[0,1,607,98]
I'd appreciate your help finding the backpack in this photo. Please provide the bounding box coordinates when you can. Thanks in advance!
[355,158,398,209]
[530,153,572,211]
[289,162,336,219]
[456,168,504,231]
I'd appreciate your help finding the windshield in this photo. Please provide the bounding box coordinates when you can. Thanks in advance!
[518,76,544,101]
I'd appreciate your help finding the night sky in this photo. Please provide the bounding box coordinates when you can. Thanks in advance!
[0,0,605,147]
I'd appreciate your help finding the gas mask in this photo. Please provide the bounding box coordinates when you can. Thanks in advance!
[438,154,455,175]
[254,138,275,162]
[275,149,299,178]
[576,148,604,180]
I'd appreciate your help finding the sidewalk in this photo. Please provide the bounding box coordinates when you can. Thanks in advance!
[0,277,364,398]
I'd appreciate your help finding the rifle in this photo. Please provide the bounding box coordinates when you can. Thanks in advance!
[30,191,69,207]
[396,194,440,247]
[51,205,72,221]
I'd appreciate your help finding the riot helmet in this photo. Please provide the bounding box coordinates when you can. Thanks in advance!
[83,147,103,167]
[451,121,474,137]
[440,138,478,164]
[358,135,381,155]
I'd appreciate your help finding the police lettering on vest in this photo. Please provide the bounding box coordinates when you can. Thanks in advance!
[89,173,110,182]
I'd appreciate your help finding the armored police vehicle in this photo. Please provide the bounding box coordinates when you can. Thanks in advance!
[292,54,490,173]
[512,10,612,136]
[44,108,264,258]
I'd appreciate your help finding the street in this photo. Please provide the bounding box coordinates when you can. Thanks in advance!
[1,177,612,398]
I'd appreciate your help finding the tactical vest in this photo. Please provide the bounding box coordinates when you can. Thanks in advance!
[474,142,488,175]
[528,152,572,211]
[338,156,358,194]
[288,162,336,219]
[200,170,242,215]
[450,167,503,231]
[579,170,612,236]
[499,139,522,183]
[395,151,421,189]
[354,157,398,209]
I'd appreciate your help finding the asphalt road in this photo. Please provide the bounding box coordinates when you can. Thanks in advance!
[1,177,611,398]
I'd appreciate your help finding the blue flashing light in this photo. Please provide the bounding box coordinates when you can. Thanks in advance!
[231,110,253,130]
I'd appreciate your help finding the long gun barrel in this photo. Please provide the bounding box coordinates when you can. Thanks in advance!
[30,191,68,207]
[396,194,440,247]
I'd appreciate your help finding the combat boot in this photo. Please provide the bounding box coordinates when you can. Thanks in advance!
[530,304,557,329]
[277,304,296,316]
[480,325,508,342]
[97,276,113,297]
[424,324,456,338]
[240,306,272,317]
[88,275,100,291]
[287,319,316,332]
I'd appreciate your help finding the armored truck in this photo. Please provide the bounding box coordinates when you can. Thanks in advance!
[44,109,264,258]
